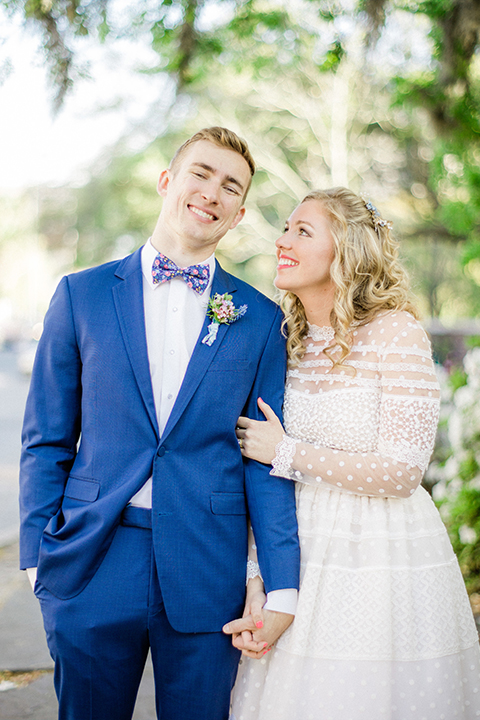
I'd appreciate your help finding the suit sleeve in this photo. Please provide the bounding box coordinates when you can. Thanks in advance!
[19,276,82,569]
[243,304,300,594]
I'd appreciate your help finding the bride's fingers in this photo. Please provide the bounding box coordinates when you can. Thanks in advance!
[241,632,266,652]
[236,416,251,429]
[242,646,272,659]
[231,632,267,653]
[249,600,264,629]
[258,398,280,424]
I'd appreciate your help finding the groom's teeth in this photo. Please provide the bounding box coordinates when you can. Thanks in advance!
[190,206,215,220]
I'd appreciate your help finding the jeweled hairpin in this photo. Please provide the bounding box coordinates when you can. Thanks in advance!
[363,197,393,234]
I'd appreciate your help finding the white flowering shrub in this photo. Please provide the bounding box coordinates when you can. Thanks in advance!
[430,347,480,593]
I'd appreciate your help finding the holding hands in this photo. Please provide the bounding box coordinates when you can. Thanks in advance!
[227,400,294,659]
[222,576,294,659]
[236,398,285,464]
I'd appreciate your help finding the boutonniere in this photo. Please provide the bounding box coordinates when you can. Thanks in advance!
[202,293,248,346]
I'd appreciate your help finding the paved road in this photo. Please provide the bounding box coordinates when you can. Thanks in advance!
[0,349,156,719]
[0,349,29,547]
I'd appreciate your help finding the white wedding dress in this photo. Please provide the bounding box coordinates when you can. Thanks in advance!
[231,310,480,720]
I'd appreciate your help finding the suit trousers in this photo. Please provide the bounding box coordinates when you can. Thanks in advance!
[35,506,241,720]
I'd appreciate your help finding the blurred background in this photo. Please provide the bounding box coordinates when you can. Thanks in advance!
[1,0,480,602]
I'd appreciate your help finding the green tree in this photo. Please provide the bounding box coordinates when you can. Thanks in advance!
[4,0,480,313]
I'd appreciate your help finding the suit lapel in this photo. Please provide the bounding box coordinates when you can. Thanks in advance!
[112,248,159,437]
[161,261,237,442]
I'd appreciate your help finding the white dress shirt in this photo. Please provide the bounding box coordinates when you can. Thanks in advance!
[129,240,214,507]
[129,240,297,614]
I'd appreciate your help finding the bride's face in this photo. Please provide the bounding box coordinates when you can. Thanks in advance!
[274,200,335,298]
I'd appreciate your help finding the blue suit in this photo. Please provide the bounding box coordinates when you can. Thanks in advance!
[20,248,300,719]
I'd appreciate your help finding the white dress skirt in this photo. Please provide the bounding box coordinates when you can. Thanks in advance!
[230,312,480,720]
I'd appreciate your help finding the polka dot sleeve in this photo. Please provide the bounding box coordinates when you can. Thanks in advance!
[270,318,440,499]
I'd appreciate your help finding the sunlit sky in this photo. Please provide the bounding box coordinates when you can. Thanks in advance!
[0,10,169,191]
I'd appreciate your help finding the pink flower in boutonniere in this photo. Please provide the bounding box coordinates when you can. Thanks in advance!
[202,293,248,346]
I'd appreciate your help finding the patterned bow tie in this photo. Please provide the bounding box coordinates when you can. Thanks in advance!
[151,252,210,295]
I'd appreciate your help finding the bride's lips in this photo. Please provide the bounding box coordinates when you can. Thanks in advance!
[277,254,299,269]
[188,204,218,222]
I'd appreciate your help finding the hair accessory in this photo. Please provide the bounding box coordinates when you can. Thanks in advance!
[362,198,393,234]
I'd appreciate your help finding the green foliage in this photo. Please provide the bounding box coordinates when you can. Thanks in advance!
[466,336,480,349]
[2,0,480,322]
[415,0,454,20]
[445,484,480,593]
[462,240,480,266]
[459,454,480,483]
[3,0,320,105]
[72,145,168,267]
[317,39,345,72]
[433,347,480,593]
[448,366,467,391]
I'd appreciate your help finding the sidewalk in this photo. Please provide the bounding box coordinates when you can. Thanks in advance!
[0,350,156,719]
[0,541,156,719]
[0,541,156,718]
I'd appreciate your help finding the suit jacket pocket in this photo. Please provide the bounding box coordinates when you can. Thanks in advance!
[64,476,100,503]
[210,492,246,515]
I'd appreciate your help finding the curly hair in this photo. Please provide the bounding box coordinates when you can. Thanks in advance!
[280,187,418,367]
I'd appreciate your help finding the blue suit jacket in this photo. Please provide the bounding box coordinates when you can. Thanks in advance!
[19,248,300,632]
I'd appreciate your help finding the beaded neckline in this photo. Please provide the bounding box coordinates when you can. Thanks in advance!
[307,323,335,343]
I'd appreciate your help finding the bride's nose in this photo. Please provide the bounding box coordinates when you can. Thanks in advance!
[275,232,291,249]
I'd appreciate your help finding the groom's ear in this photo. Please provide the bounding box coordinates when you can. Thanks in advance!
[157,169,170,197]
[229,206,246,230]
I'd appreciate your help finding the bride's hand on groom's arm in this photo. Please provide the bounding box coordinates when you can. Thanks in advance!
[223,609,294,659]
[236,398,284,465]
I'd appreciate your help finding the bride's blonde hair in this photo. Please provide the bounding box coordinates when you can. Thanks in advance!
[280,187,418,367]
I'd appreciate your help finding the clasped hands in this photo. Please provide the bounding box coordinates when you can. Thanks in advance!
[235,398,284,464]
[223,402,292,658]
[222,577,294,659]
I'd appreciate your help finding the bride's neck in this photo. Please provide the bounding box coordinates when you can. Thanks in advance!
[297,285,334,328]
[300,297,334,328]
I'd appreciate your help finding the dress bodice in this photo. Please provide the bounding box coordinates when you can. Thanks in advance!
[274,311,440,498]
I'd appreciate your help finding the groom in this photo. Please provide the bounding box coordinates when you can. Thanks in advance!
[19,127,300,720]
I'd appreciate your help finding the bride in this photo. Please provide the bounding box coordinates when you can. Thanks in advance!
[226,188,480,719]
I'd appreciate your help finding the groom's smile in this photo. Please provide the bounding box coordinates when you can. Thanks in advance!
[187,203,218,222]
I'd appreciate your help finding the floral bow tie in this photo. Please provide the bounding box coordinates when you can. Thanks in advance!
[152,253,210,295]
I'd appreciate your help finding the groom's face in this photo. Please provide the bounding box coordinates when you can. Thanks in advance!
[157,140,251,256]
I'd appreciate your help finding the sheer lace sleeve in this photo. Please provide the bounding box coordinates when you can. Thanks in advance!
[246,524,263,582]
[271,314,440,499]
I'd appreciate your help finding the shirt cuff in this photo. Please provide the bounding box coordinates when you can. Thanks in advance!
[264,588,298,615]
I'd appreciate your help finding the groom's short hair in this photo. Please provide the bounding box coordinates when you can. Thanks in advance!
[169,127,256,196]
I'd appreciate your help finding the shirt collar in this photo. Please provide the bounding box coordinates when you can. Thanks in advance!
[141,238,215,293]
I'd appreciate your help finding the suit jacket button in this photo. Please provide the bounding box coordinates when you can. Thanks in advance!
[157,447,166,457]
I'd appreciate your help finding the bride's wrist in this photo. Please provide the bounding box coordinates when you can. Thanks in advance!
[271,435,300,478]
